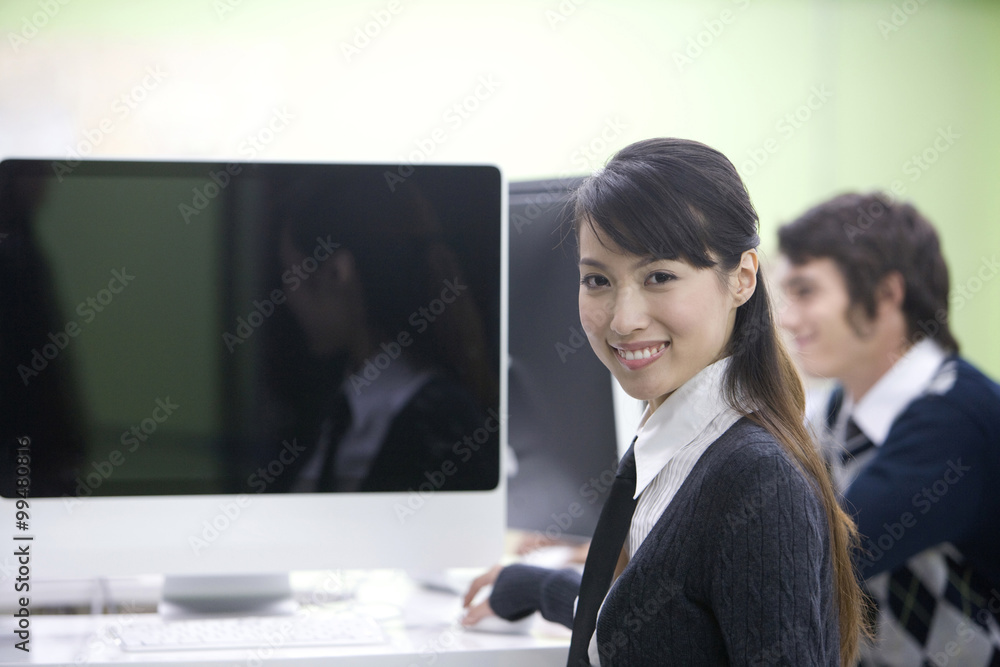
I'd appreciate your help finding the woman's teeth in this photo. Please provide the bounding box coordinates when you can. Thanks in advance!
[615,343,666,361]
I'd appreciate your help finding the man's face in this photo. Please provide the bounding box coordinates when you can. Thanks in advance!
[777,256,873,381]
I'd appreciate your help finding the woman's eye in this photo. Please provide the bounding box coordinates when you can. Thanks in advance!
[580,275,609,289]
[647,271,676,285]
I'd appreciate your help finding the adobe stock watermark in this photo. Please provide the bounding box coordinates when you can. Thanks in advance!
[246,439,306,493]
[222,235,340,352]
[738,84,833,178]
[223,571,364,666]
[842,126,960,244]
[58,599,146,664]
[402,605,486,667]
[179,109,293,223]
[509,186,570,237]
[569,117,629,173]
[188,495,252,556]
[383,75,502,191]
[723,468,782,530]
[16,267,135,387]
[554,325,588,363]
[890,253,1000,360]
[62,397,180,512]
[340,0,404,62]
[178,163,242,224]
[188,437,305,555]
[878,0,932,39]
[238,106,294,160]
[212,0,246,20]
[509,117,629,237]
[596,578,683,664]
[394,409,507,524]
[530,458,618,543]
[856,458,971,576]
[748,639,792,667]
[673,0,752,72]
[7,0,72,53]
[52,66,169,181]
[899,125,960,185]
[922,614,992,667]
[544,0,587,29]
[946,254,1000,315]
[348,277,467,394]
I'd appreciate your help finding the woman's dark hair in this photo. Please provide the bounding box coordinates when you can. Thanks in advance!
[571,138,867,664]
[778,192,958,352]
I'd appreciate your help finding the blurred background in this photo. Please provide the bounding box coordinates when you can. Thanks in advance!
[2,0,997,377]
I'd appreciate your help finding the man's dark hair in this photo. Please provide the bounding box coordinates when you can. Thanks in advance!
[778,192,958,352]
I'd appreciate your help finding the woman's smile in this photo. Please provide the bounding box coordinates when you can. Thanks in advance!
[577,222,742,411]
[611,341,668,370]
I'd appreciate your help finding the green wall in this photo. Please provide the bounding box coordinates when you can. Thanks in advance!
[35,176,222,475]
[2,0,997,377]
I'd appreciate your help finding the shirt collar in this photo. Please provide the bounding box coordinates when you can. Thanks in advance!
[848,338,947,445]
[632,357,734,497]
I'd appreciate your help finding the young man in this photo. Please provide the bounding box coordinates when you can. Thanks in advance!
[778,192,1000,666]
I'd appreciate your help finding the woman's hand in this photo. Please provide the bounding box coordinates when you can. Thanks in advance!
[460,564,503,626]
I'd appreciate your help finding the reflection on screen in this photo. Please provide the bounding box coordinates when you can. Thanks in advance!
[0,161,501,498]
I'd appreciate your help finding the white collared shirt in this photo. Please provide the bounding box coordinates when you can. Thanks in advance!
[335,357,434,491]
[293,356,433,492]
[588,356,742,664]
[627,356,744,558]
[824,338,950,493]
[838,338,948,446]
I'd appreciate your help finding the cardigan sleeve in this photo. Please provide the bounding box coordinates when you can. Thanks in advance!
[489,564,580,629]
[707,450,839,666]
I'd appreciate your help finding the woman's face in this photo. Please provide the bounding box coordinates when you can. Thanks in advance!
[578,221,748,412]
[280,230,365,359]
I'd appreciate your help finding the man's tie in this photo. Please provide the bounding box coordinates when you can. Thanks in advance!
[567,442,638,667]
[840,418,874,464]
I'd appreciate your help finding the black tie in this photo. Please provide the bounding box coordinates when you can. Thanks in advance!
[840,418,874,464]
[567,442,638,667]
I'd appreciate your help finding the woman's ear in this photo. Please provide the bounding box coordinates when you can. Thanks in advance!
[733,249,758,305]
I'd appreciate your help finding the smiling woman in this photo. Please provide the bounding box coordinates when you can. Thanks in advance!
[576,224,756,413]
[568,137,866,665]
[463,138,870,666]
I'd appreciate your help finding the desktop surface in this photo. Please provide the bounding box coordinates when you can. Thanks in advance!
[1,570,569,666]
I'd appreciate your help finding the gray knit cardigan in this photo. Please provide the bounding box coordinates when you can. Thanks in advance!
[491,418,841,666]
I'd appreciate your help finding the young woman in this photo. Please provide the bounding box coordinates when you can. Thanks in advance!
[463,138,866,665]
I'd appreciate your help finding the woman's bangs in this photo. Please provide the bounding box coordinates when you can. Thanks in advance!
[576,177,715,268]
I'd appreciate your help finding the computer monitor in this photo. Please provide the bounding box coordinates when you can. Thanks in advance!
[0,159,505,613]
[506,178,620,541]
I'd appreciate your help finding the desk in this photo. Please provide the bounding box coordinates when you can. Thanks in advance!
[0,571,570,666]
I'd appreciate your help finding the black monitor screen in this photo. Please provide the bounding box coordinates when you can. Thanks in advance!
[1,160,501,498]
[506,178,618,539]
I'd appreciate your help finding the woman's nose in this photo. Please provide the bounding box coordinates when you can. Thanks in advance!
[610,287,649,336]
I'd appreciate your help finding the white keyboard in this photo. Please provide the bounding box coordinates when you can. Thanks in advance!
[109,613,386,652]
